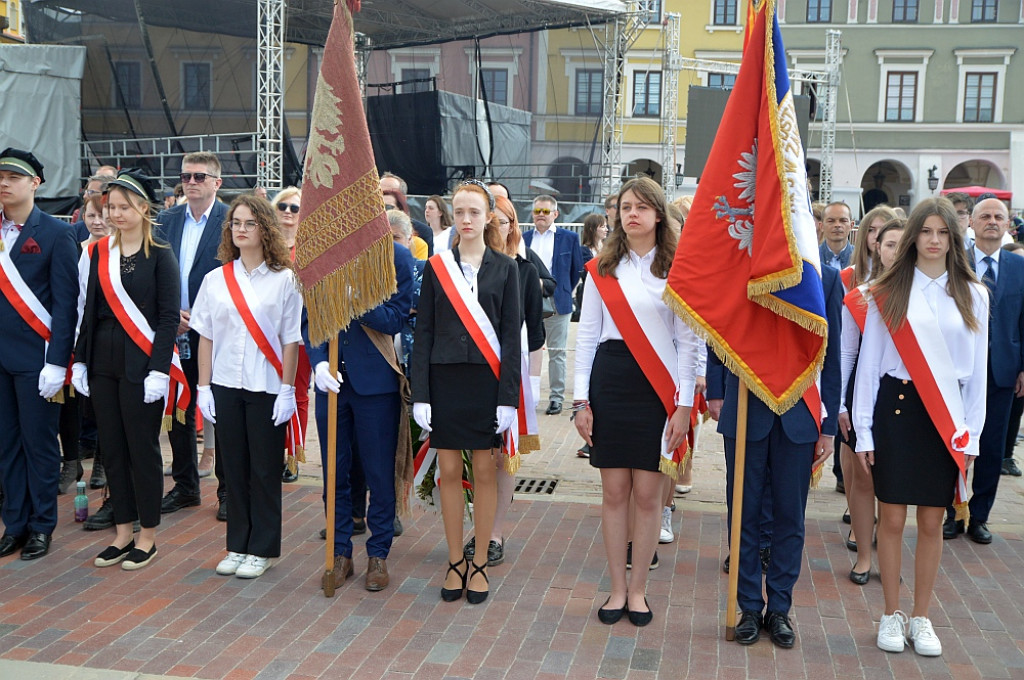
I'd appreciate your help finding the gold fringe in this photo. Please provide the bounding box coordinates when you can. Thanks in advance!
[295,445,306,464]
[68,385,76,399]
[161,414,173,432]
[663,286,827,416]
[286,456,298,476]
[518,434,541,454]
[302,235,397,347]
[175,407,186,425]
[752,290,829,337]
[504,453,522,476]
[48,391,65,405]
[747,267,802,298]
[659,457,681,482]
[954,501,969,522]
[810,461,823,489]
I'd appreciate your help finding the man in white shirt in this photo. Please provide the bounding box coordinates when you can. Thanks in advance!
[522,195,583,415]
[154,152,228,517]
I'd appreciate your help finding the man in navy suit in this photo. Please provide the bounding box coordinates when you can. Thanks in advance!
[307,242,414,592]
[818,202,854,270]
[944,198,1024,544]
[154,152,229,516]
[522,195,582,415]
[0,149,79,560]
[707,264,842,648]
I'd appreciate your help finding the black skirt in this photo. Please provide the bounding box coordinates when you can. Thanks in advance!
[839,357,858,451]
[589,340,666,472]
[429,363,503,451]
[871,375,958,507]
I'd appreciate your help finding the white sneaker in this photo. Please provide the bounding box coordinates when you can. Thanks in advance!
[235,554,271,579]
[659,507,674,544]
[674,484,692,495]
[876,610,909,653]
[908,616,942,656]
[215,552,246,575]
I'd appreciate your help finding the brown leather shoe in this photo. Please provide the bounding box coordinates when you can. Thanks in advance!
[366,556,389,591]
[322,555,354,591]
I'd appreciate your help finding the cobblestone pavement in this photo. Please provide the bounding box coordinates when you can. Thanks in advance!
[2,327,1024,679]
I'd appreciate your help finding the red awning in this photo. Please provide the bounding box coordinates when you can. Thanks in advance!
[941,185,1012,200]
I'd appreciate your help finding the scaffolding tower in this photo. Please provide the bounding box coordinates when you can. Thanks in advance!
[817,30,842,204]
[256,0,285,191]
[596,2,645,198]
[660,12,680,196]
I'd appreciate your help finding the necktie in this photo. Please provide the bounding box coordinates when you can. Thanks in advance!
[982,255,997,294]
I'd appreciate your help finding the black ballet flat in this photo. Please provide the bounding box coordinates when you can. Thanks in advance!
[441,558,467,602]
[627,597,653,627]
[597,597,626,625]
[849,568,870,585]
[845,531,857,552]
[466,561,489,605]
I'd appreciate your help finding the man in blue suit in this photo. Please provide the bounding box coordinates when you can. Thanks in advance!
[0,149,79,560]
[522,195,581,415]
[707,264,842,648]
[817,202,853,270]
[944,198,1024,544]
[307,242,414,592]
[154,152,229,516]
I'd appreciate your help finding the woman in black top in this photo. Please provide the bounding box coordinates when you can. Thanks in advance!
[411,181,521,605]
[72,170,180,571]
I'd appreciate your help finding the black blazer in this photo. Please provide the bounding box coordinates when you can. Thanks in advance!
[76,240,181,382]
[516,255,545,353]
[412,247,521,407]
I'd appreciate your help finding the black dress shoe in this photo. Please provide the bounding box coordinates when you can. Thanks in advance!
[161,488,201,514]
[734,610,763,645]
[627,597,653,627]
[848,568,870,585]
[967,522,993,544]
[20,533,51,561]
[545,401,562,415]
[282,463,299,483]
[352,518,366,535]
[89,460,106,489]
[764,611,796,648]
[1002,458,1023,476]
[0,533,27,558]
[216,501,227,522]
[842,509,851,524]
[942,517,964,540]
[597,597,626,625]
[84,497,114,531]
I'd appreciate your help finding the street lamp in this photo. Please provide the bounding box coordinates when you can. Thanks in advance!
[675,164,684,188]
[927,166,939,192]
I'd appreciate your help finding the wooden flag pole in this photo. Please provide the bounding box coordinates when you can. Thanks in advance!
[724,382,749,640]
[322,338,340,597]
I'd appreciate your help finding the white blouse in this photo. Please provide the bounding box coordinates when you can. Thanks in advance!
[852,268,988,455]
[190,261,303,394]
[839,303,861,415]
[573,248,699,406]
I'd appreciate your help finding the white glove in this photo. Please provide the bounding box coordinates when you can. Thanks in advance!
[71,362,90,398]
[196,385,216,424]
[413,402,432,432]
[313,361,342,394]
[143,370,170,404]
[38,363,67,399]
[272,384,297,426]
[496,405,517,434]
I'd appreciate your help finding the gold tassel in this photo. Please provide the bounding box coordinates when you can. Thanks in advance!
[161,414,173,432]
[953,501,969,522]
[518,434,541,454]
[175,407,187,425]
[48,390,65,405]
[810,461,823,489]
[296,445,306,464]
[504,453,521,476]
[659,457,681,481]
[286,456,298,476]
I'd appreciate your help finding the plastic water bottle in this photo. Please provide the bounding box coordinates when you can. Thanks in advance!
[74,481,88,522]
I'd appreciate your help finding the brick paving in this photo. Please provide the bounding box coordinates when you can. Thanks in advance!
[3,330,1024,679]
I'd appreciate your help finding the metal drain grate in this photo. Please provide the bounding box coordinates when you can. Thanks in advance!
[515,478,558,494]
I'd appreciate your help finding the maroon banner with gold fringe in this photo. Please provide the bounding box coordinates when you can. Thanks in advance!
[295,0,396,345]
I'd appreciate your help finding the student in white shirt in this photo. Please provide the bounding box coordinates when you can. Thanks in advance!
[573,177,699,628]
[853,198,987,657]
[190,195,303,580]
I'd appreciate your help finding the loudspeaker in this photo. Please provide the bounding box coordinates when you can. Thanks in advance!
[683,86,811,179]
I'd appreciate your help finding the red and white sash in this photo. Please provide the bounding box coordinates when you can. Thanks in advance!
[586,258,689,478]
[517,323,540,452]
[429,250,519,473]
[843,284,869,333]
[92,237,189,428]
[875,286,972,507]
[0,238,52,343]
[221,261,304,463]
[840,265,855,292]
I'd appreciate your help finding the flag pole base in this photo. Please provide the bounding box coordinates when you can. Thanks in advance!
[322,569,336,598]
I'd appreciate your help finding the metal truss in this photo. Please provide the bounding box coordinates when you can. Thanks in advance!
[257,0,285,191]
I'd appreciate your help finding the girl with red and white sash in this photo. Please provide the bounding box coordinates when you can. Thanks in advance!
[836,205,897,583]
[72,170,181,571]
[573,177,700,627]
[411,180,521,605]
[853,198,987,657]
[190,195,302,580]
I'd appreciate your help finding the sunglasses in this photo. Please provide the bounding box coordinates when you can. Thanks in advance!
[277,202,300,214]
[180,172,218,183]
[532,208,553,216]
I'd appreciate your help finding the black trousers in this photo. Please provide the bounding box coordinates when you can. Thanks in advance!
[212,385,285,558]
[90,322,165,528]
[167,330,201,496]
[1005,395,1023,460]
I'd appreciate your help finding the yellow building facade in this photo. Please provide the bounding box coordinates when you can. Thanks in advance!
[1,0,27,43]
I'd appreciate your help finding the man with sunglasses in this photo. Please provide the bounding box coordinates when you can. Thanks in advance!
[522,195,582,416]
[154,152,229,517]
